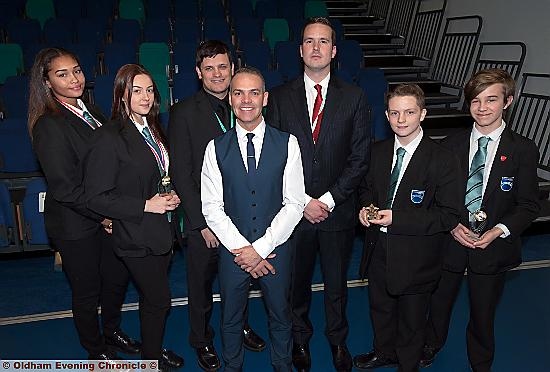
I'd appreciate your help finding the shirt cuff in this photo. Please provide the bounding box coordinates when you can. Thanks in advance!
[318,192,335,212]
[252,236,272,259]
[495,223,510,238]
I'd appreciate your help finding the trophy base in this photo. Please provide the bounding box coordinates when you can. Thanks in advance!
[467,232,481,241]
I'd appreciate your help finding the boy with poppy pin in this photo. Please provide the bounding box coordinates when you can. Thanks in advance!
[354,83,461,372]
[421,69,541,372]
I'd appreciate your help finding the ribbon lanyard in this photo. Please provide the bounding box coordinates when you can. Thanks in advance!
[57,99,100,129]
[137,123,168,176]
[214,110,234,133]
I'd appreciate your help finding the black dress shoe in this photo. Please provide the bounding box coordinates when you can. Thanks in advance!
[243,326,266,352]
[419,345,440,368]
[330,344,352,372]
[161,349,184,369]
[353,350,398,370]
[196,345,221,371]
[292,343,311,372]
[104,329,141,354]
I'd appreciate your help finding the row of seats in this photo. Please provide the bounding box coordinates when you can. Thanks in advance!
[0,178,48,249]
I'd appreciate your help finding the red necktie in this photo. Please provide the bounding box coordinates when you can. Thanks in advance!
[311,84,323,143]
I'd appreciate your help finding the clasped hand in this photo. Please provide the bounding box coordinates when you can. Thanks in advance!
[232,245,276,278]
[359,209,392,227]
[304,199,330,224]
[144,191,180,214]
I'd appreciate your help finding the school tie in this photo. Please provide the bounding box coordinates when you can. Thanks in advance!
[82,110,98,129]
[246,133,256,182]
[465,136,491,213]
[311,84,323,143]
[142,126,163,163]
[386,147,406,209]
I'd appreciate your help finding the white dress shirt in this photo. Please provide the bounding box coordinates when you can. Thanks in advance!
[468,120,510,237]
[303,72,335,211]
[201,119,306,258]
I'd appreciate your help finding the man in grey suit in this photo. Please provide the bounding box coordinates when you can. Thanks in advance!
[265,17,371,372]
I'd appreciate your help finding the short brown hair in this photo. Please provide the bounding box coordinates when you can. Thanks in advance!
[301,17,336,44]
[195,40,232,68]
[386,83,426,110]
[464,68,515,105]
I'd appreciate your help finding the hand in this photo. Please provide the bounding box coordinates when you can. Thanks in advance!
[450,223,476,249]
[232,245,262,272]
[368,209,392,227]
[303,199,330,224]
[358,207,371,227]
[201,227,219,248]
[144,193,179,214]
[473,226,503,249]
[249,259,276,278]
[101,218,113,234]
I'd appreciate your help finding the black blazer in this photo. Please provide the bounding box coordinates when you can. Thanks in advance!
[168,89,226,232]
[32,102,106,240]
[441,127,540,274]
[266,76,371,231]
[359,136,461,295]
[84,119,173,257]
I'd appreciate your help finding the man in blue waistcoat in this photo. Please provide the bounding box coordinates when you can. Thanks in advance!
[201,67,306,371]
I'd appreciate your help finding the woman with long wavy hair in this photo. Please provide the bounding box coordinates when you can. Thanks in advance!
[28,47,139,360]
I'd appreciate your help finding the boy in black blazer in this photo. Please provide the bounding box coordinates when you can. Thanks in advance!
[421,69,540,372]
[354,84,461,372]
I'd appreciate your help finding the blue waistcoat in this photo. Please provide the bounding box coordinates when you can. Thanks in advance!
[214,125,289,243]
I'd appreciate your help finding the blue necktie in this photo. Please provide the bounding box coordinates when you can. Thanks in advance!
[82,110,98,129]
[246,133,256,182]
[386,147,406,209]
[465,136,491,213]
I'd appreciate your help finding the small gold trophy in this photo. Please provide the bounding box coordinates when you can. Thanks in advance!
[468,209,488,240]
[364,204,380,220]
[158,174,173,222]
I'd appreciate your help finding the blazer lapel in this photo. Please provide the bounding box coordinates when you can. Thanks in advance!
[121,120,160,176]
[315,77,342,148]
[377,140,394,206]
[482,129,514,204]
[289,79,314,144]
[196,90,226,136]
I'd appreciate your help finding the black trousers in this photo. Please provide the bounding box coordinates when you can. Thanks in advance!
[185,229,254,348]
[53,229,129,356]
[290,224,354,345]
[368,237,430,372]
[122,252,172,360]
[425,268,506,372]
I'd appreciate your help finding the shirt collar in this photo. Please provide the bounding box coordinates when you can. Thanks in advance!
[304,72,330,94]
[236,118,266,140]
[132,116,150,134]
[471,120,506,143]
[394,128,424,155]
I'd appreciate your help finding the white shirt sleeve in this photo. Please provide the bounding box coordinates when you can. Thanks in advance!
[201,140,251,252]
[252,135,306,258]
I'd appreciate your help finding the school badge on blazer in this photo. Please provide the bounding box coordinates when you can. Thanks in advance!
[410,190,425,204]
[501,177,514,191]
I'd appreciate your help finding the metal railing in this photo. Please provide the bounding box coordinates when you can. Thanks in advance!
[406,0,447,60]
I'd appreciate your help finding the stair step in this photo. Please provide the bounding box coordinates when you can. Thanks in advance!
[326,1,369,8]
[328,8,369,16]
[364,54,428,67]
[423,108,471,137]
[338,15,380,25]
[389,80,443,94]
[346,33,397,44]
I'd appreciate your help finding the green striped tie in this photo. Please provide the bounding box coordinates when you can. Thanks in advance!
[465,136,490,213]
[386,147,406,208]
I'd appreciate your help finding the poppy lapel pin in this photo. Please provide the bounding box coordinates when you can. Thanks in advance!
[500,155,507,162]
